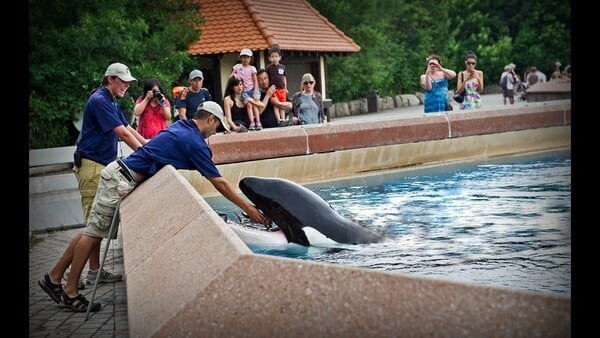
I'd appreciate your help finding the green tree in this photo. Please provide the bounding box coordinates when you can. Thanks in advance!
[309,0,570,100]
[29,0,201,149]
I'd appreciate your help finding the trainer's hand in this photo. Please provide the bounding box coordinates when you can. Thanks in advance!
[245,205,271,226]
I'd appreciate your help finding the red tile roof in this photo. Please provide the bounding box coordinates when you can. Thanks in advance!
[188,0,361,56]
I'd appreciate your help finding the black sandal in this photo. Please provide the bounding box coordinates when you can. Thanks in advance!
[61,291,101,313]
[38,273,63,304]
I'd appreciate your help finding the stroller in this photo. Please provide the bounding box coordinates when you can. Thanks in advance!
[516,81,528,101]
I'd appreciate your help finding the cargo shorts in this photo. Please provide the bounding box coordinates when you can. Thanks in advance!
[83,161,137,239]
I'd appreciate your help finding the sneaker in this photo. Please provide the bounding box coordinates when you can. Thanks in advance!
[248,123,256,131]
[255,123,263,130]
[63,271,86,290]
[86,269,123,285]
[278,120,291,127]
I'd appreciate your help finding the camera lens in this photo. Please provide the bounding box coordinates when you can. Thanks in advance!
[152,90,162,99]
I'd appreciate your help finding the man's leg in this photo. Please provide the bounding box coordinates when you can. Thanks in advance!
[38,231,84,303]
[74,159,122,286]
[64,235,100,297]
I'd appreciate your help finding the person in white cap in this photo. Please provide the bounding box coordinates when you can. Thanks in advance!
[55,62,147,291]
[230,48,263,130]
[174,69,213,121]
[39,101,271,313]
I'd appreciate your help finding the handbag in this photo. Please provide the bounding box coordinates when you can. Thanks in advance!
[453,72,466,103]
[445,101,453,111]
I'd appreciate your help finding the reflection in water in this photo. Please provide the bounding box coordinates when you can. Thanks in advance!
[208,149,571,295]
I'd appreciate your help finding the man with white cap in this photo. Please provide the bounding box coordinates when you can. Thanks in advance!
[58,62,147,290]
[174,69,213,120]
[39,101,271,313]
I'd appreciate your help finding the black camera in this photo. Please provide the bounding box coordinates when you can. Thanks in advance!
[152,89,166,106]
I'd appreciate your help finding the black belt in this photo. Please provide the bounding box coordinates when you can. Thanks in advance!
[116,160,136,183]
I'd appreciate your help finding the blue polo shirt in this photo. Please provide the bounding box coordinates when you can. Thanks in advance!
[76,87,130,165]
[123,119,221,178]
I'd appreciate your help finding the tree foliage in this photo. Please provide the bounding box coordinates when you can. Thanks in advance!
[309,0,570,102]
[29,0,201,149]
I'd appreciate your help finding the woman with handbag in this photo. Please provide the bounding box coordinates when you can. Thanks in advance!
[456,51,484,110]
[420,54,456,114]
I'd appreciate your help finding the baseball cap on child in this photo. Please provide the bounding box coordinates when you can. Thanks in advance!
[189,70,204,80]
[104,63,138,84]
[240,49,253,57]
[197,101,230,131]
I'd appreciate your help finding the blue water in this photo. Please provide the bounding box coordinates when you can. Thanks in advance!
[206,149,571,296]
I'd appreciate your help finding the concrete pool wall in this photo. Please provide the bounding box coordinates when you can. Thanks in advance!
[120,101,570,336]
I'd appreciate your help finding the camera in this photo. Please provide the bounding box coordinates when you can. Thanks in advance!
[152,89,166,106]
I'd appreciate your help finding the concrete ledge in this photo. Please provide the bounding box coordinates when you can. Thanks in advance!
[205,101,570,164]
[121,165,570,337]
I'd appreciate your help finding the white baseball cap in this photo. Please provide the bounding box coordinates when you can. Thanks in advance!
[240,49,253,57]
[104,63,138,84]
[197,101,230,131]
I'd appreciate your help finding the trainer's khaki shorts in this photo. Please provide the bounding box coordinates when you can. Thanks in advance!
[83,161,137,239]
[73,158,104,223]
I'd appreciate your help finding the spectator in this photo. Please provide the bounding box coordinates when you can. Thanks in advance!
[223,75,264,132]
[456,51,484,110]
[420,53,456,113]
[134,78,171,138]
[265,44,288,125]
[551,61,562,80]
[527,66,546,84]
[499,64,517,105]
[231,49,262,130]
[526,66,540,87]
[55,63,147,292]
[174,70,212,120]
[38,101,271,313]
[562,64,571,79]
[290,73,323,125]
[256,68,292,128]
[499,65,510,102]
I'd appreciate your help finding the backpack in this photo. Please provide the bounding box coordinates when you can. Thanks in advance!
[171,86,189,122]
[500,75,508,91]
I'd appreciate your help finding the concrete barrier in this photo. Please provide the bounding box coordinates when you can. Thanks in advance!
[121,165,570,337]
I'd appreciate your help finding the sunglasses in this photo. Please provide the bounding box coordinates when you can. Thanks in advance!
[428,62,437,66]
[466,62,476,65]
[303,81,314,85]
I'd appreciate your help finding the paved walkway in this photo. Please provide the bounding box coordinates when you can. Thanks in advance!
[27,93,551,337]
[29,228,127,337]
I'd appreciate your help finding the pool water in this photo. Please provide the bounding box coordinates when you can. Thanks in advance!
[207,149,571,296]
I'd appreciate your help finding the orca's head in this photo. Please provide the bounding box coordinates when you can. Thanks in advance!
[239,176,310,245]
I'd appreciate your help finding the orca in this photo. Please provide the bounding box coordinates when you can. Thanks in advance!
[238,176,386,247]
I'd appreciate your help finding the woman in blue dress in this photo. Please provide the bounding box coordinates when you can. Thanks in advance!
[420,54,456,113]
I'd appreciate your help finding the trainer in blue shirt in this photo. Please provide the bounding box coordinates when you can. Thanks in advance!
[39,101,271,313]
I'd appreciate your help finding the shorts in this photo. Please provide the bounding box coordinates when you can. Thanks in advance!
[503,89,514,98]
[273,89,287,104]
[83,161,137,239]
[241,88,256,102]
[74,158,104,222]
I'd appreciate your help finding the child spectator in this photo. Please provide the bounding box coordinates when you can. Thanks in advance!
[134,78,171,138]
[265,44,288,126]
[231,49,262,130]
